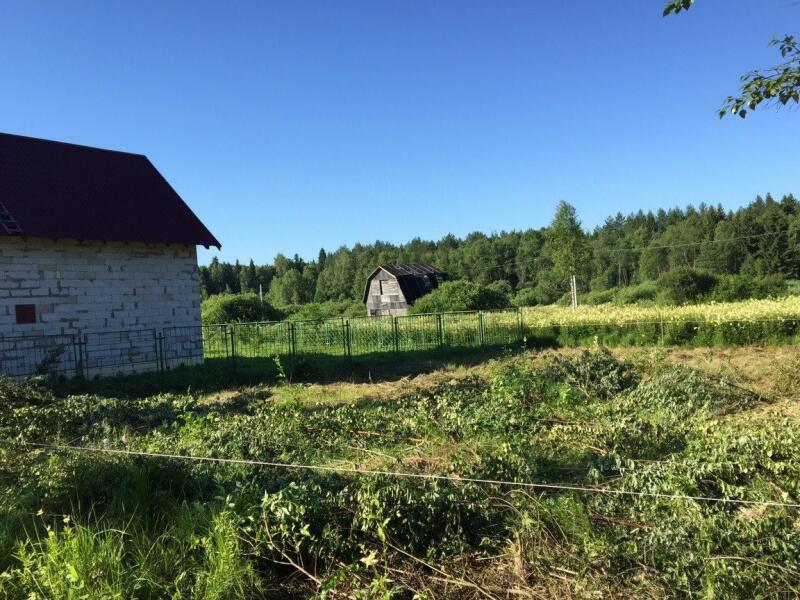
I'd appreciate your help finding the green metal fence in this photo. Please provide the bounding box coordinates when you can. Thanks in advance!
[191,310,800,367]
[161,309,533,376]
[202,311,522,362]
[3,308,800,381]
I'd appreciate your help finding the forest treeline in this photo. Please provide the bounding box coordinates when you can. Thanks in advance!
[200,194,800,311]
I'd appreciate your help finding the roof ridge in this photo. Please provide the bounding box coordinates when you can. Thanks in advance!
[0,132,147,159]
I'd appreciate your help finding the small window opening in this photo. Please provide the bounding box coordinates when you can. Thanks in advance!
[15,304,36,324]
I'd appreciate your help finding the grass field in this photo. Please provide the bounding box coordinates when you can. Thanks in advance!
[523,295,800,326]
[2,346,799,598]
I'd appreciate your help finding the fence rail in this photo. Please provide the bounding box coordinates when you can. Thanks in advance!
[1,308,799,381]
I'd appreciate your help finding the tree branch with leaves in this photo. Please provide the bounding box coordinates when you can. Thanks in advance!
[664,0,799,117]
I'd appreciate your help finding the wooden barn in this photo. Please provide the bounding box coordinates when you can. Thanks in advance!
[362,264,449,316]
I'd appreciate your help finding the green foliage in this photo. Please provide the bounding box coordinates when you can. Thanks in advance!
[200,293,283,325]
[616,281,659,304]
[1,350,799,597]
[266,263,319,306]
[409,280,511,314]
[664,1,799,118]
[662,0,693,16]
[200,194,800,311]
[511,286,548,307]
[193,511,260,599]
[585,275,786,307]
[548,348,639,400]
[706,274,786,302]
[582,282,659,306]
[719,35,800,119]
[657,268,718,305]
[541,201,592,287]
[581,287,620,306]
[282,299,364,321]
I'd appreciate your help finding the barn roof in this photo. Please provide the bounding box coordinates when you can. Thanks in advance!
[362,264,450,304]
[0,133,220,248]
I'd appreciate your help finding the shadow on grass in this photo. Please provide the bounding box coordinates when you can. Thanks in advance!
[52,342,545,397]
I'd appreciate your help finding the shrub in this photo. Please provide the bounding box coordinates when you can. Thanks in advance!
[512,287,543,307]
[485,279,513,297]
[615,281,658,305]
[410,280,511,314]
[201,293,283,325]
[582,288,620,306]
[706,274,786,302]
[282,300,364,321]
[657,268,717,305]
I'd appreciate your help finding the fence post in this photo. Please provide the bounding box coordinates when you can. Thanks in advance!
[153,332,160,375]
[393,316,399,353]
[517,308,524,344]
[478,312,485,347]
[345,319,352,359]
[289,322,297,357]
[72,335,84,378]
[437,313,444,348]
[157,332,165,373]
[229,325,237,374]
[82,334,89,379]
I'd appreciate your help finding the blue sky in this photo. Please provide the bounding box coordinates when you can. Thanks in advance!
[1,1,798,265]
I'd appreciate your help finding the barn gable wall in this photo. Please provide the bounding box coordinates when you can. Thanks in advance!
[0,237,202,376]
[365,269,408,316]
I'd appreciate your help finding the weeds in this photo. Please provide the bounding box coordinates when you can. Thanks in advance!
[0,348,798,598]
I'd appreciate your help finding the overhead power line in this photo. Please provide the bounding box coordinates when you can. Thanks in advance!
[6,440,799,510]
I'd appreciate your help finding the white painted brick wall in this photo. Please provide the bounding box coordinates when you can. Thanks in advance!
[0,237,204,377]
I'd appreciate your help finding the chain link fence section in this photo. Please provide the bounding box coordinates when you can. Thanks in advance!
[160,325,212,370]
[347,315,394,356]
[82,329,159,377]
[0,333,83,379]
[291,319,348,357]
[229,321,291,360]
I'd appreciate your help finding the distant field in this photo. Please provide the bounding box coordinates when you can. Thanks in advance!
[522,295,800,326]
[521,296,800,347]
[195,297,800,367]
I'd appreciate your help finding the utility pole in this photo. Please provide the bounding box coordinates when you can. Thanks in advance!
[569,274,578,310]
[259,284,263,305]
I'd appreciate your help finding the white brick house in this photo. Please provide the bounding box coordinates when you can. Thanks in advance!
[0,133,220,378]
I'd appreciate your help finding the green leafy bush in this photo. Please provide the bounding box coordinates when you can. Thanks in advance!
[281,299,364,321]
[582,288,620,305]
[511,286,542,307]
[201,293,283,325]
[410,280,511,314]
[615,281,658,305]
[706,274,786,302]
[657,268,718,305]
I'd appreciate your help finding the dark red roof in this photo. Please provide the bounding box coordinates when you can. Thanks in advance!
[0,133,220,248]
